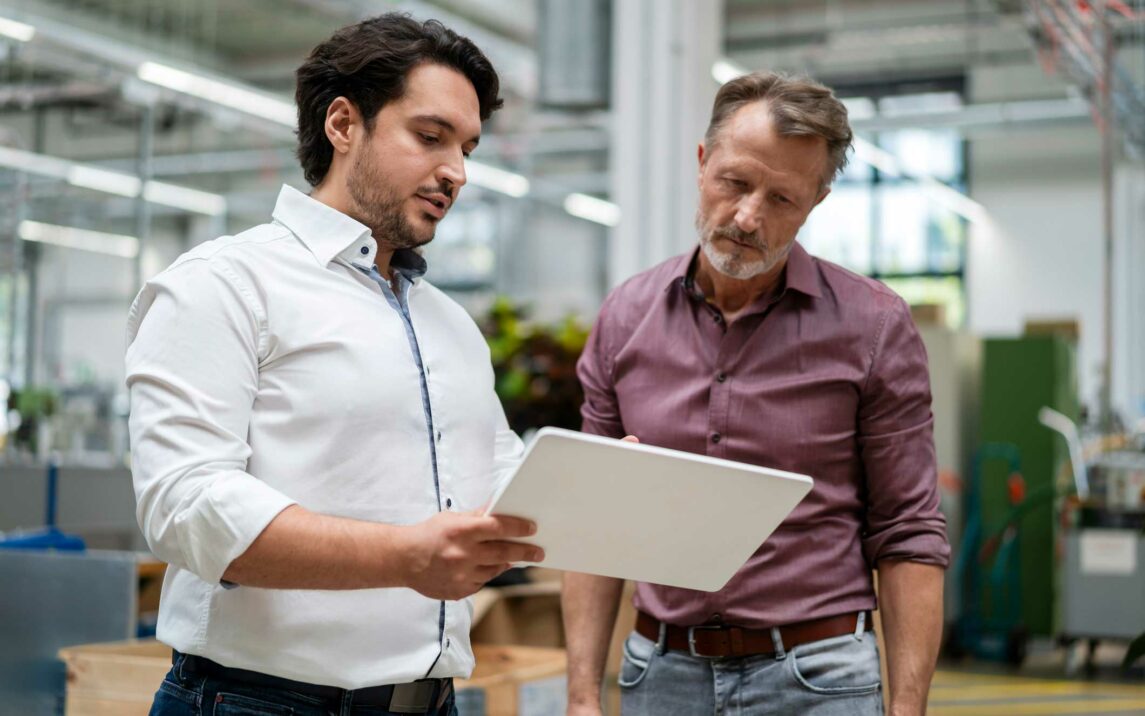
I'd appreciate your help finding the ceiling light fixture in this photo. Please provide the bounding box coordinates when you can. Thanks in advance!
[564,193,621,227]
[465,161,530,198]
[67,165,142,198]
[0,16,35,42]
[143,181,227,216]
[137,61,296,127]
[0,145,226,216]
[18,220,139,258]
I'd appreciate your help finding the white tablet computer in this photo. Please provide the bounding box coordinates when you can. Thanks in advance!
[485,427,813,592]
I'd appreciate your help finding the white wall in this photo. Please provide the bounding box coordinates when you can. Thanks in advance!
[966,125,1104,405]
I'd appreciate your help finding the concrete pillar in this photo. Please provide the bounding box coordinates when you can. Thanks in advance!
[609,0,724,287]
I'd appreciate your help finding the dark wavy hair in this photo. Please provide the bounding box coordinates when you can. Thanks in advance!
[295,13,503,186]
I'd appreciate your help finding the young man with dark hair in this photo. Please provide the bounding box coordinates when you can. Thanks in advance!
[127,14,536,715]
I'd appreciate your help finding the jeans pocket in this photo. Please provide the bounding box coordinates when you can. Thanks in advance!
[212,690,295,715]
[617,632,657,689]
[789,633,881,696]
[156,668,200,706]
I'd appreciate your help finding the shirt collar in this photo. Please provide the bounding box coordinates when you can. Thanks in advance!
[666,241,822,300]
[784,241,822,298]
[270,184,428,281]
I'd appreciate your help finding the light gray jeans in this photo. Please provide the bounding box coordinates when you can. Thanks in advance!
[618,621,884,715]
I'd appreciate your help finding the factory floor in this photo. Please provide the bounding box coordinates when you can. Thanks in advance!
[931,641,1145,715]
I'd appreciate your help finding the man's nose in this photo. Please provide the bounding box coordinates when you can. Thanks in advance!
[437,153,466,190]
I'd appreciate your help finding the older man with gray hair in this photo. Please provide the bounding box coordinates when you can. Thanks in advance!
[562,72,949,716]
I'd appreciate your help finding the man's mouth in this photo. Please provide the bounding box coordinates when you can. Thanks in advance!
[416,193,449,219]
[721,234,758,250]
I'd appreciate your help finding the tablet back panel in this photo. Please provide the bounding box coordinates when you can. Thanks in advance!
[487,428,813,592]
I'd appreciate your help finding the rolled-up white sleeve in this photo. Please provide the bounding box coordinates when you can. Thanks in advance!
[126,257,296,584]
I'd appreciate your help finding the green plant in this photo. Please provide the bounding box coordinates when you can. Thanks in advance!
[10,386,58,453]
[480,297,589,434]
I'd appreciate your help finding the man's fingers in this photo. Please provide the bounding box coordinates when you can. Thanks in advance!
[476,514,537,539]
[622,435,639,443]
[478,540,545,566]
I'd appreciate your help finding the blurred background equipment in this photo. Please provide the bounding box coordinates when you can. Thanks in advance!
[0,0,1143,714]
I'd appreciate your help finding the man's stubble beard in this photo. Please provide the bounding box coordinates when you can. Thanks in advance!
[695,207,792,280]
[347,149,433,251]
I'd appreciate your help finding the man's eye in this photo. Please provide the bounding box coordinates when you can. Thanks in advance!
[773,194,791,204]
[724,178,746,189]
[419,133,439,144]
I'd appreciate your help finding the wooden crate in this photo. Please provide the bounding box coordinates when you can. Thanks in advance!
[58,640,564,716]
[461,645,566,716]
[58,640,169,716]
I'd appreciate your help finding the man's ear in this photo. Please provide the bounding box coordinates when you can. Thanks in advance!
[813,186,831,208]
[697,142,709,188]
[324,97,361,155]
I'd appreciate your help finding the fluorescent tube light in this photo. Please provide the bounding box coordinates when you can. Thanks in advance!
[564,193,620,227]
[466,161,530,198]
[67,165,142,198]
[711,59,746,85]
[0,16,35,42]
[851,137,902,178]
[18,220,139,258]
[138,61,295,127]
[143,180,227,216]
[0,146,225,215]
[0,146,71,179]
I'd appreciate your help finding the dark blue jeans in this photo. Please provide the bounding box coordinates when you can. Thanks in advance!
[150,652,458,716]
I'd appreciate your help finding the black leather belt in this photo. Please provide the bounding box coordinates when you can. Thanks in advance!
[176,651,452,713]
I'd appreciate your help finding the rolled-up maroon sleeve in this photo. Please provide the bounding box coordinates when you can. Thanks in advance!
[858,296,951,568]
[578,292,626,439]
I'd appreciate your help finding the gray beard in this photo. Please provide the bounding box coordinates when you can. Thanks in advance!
[695,211,788,280]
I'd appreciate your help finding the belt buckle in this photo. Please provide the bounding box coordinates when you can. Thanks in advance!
[687,624,724,658]
[388,680,436,714]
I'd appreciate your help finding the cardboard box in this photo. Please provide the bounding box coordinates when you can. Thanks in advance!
[472,571,635,715]
[58,640,565,716]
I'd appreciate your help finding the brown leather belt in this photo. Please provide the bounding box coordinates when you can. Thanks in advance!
[636,609,872,659]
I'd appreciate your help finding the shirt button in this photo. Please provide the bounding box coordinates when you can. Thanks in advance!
[446,498,453,508]
[436,430,442,442]
[711,433,722,443]
[716,372,727,383]
[446,638,451,648]
[360,246,369,255]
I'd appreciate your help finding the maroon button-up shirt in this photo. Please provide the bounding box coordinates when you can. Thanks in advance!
[577,242,950,628]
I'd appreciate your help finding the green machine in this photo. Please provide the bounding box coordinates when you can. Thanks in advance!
[977,336,1078,637]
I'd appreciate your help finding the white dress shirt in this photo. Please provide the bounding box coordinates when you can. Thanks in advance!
[126,184,523,689]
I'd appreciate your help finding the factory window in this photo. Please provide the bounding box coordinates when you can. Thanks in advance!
[799,85,968,329]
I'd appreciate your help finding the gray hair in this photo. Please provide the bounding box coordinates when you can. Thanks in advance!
[705,71,853,189]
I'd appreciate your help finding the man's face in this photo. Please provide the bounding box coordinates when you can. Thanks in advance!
[346,63,482,250]
[695,101,830,280]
